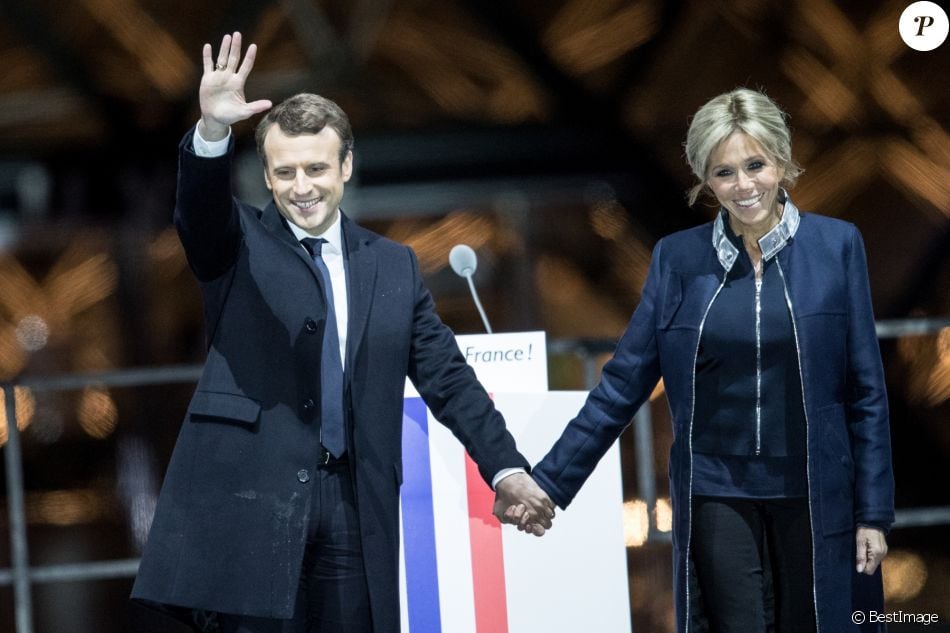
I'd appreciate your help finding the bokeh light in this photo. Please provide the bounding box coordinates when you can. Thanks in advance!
[883,550,928,603]
[15,314,50,352]
[26,488,109,526]
[0,385,36,445]
[77,387,119,439]
[655,497,672,533]
[624,499,649,547]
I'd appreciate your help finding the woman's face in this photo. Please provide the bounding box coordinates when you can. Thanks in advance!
[706,132,786,234]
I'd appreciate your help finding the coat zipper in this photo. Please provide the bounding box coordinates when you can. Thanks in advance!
[755,271,763,455]
[775,260,821,633]
[684,271,729,632]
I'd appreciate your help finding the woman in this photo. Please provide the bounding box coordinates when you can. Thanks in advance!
[518,88,894,632]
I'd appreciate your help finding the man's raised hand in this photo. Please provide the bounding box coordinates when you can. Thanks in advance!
[198,32,272,141]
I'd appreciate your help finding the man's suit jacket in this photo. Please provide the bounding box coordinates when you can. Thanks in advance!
[131,130,529,630]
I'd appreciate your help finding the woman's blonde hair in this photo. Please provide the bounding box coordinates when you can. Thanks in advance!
[684,88,802,205]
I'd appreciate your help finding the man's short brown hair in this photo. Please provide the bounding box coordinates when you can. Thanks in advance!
[255,93,354,165]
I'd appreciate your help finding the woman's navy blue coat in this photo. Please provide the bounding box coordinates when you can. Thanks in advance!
[532,197,894,632]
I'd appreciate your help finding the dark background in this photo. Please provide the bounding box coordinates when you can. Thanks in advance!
[1,0,948,631]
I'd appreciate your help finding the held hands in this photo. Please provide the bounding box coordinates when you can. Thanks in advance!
[856,526,888,575]
[198,32,273,141]
[493,473,556,537]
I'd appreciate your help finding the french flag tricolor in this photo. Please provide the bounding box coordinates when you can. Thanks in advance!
[400,397,509,633]
[398,333,630,633]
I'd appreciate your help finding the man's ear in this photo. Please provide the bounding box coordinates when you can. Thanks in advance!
[342,150,353,183]
[263,168,273,191]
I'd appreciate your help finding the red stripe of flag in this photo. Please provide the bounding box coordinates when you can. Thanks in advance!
[465,453,509,633]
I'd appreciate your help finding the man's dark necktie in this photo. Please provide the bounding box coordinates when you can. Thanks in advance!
[301,237,346,458]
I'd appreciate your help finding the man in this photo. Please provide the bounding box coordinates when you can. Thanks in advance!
[131,32,554,633]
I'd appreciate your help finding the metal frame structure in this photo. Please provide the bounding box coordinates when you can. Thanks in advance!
[3,321,950,632]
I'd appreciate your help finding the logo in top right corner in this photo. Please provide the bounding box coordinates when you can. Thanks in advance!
[899,1,949,50]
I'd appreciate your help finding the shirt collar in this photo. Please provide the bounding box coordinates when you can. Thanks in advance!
[287,210,344,256]
[711,190,800,272]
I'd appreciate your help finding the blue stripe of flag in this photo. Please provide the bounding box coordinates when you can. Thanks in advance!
[401,397,442,632]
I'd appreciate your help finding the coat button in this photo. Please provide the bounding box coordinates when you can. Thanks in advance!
[305,318,318,333]
[303,398,315,411]
[297,469,310,483]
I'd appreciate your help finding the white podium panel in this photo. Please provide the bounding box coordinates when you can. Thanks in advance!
[399,390,631,633]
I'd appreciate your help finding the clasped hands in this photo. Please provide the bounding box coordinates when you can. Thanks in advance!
[493,473,557,536]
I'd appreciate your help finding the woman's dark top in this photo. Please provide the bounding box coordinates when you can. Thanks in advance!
[692,216,808,499]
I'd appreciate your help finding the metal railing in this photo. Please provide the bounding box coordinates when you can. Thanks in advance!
[3,319,950,632]
[2,365,201,633]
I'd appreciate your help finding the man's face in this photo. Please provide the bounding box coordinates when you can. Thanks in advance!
[262,125,353,236]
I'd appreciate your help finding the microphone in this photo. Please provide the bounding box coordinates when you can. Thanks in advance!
[449,244,493,334]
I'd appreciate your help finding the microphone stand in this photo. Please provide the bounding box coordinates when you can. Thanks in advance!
[449,244,493,334]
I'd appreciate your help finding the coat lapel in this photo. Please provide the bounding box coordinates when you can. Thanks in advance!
[261,201,298,249]
[260,205,377,373]
[341,213,377,375]
[260,201,326,287]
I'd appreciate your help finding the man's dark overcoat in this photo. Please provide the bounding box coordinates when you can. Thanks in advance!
[131,130,529,631]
